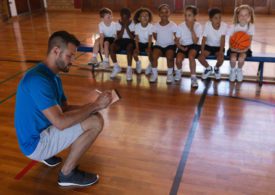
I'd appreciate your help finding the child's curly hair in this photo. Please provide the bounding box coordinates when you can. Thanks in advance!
[133,7,153,24]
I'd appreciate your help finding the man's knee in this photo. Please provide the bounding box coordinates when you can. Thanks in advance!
[81,113,104,133]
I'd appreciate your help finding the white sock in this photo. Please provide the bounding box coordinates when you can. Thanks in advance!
[127,66,132,70]
[136,60,141,64]
[191,74,196,79]
[104,57,109,62]
[152,68,158,74]
[92,53,97,58]
[113,62,118,67]
[206,66,212,70]
[177,68,182,73]
[167,68,173,75]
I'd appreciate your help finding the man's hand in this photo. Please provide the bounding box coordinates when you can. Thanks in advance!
[93,91,113,112]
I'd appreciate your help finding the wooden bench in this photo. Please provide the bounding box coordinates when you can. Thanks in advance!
[77,44,275,86]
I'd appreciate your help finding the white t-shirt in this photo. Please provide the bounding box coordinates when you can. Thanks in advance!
[135,23,153,43]
[203,21,228,47]
[227,23,255,37]
[98,21,117,38]
[153,21,177,48]
[116,21,135,39]
[176,21,202,45]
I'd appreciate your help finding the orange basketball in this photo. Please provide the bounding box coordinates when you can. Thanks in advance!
[230,31,251,50]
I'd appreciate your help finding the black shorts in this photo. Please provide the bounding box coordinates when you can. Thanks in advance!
[226,48,252,57]
[204,45,225,56]
[114,38,135,51]
[152,45,176,55]
[104,37,115,44]
[138,42,153,52]
[176,44,201,57]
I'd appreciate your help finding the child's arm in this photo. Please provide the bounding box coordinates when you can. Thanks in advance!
[153,32,157,41]
[148,35,153,53]
[135,35,140,52]
[117,21,125,39]
[219,35,225,53]
[175,37,186,51]
[125,21,135,39]
[200,36,206,53]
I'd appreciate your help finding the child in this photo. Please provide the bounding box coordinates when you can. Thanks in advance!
[150,4,177,83]
[89,8,117,68]
[133,8,154,77]
[228,4,255,82]
[110,8,135,80]
[175,5,202,88]
[198,8,227,80]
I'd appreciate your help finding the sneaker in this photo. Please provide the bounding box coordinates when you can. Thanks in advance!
[136,61,142,74]
[110,65,121,78]
[166,73,174,84]
[175,70,182,81]
[149,71,158,83]
[236,68,243,82]
[100,61,110,69]
[58,167,99,187]
[191,77,198,88]
[126,67,133,81]
[229,68,236,82]
[214,67,221,80]
[145,64,152,75]
[42,156,62,167]
[88,57,98,65]
[202,66,213,79]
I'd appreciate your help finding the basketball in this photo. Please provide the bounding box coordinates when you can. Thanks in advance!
[230,31,251,50]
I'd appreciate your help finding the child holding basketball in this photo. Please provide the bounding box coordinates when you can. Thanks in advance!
[228,4,255,82]
[198,8,227,80]
[150,4,177,83]
[175,5,202,88]
[110,8,135,80]
[133,8,154,77]
[89,8,116,68]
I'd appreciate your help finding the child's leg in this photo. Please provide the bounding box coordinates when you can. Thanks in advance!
[237,53,246,69]
[189,49,198,88]
[126,42,134,67]
[103,41,110,59]
[93,38,100,56]
[176,52,185,70]
[188,49,197,76]
[152,48,162,68]
[198,50,211,68]
[110,41,120,64]
[133,49,139,62]
[236,53,247,82]
[175,52,185,81]
[215,52,224,68]
[150,47,162,82]
[165,49,175,83]
[230,53,237,68]
[229,53,238,82]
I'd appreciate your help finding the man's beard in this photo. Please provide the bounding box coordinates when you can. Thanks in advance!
[56,57,70,73]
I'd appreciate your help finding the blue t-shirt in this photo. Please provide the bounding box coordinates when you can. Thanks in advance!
[15,63,67,156]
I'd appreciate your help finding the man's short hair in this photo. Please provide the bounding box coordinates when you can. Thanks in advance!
[47,31,80,54]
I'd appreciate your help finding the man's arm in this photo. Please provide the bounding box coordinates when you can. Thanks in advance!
[43,91,112,130]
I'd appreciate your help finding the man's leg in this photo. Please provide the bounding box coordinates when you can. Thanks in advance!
[61,113,104,175]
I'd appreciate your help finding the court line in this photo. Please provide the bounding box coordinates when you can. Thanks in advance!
[169,79,211,195]
[14,160,38,180]
[0,65,36,85]
[209,94,275,108]
[0,53,85,105]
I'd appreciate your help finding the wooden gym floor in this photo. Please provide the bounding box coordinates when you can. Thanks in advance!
[0,11,275,194]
